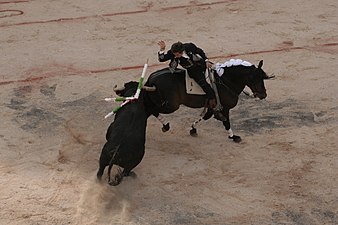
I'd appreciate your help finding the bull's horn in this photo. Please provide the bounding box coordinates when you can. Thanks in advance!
[142,85,156,91]
[113,85,125,92]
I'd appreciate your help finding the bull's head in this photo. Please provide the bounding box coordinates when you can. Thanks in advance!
[113,81,156,97]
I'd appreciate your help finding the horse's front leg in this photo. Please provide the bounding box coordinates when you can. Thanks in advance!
[222,109,241,143]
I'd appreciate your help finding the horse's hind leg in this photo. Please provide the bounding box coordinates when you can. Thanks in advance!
[203,108,214,120]
[190,117,202,136]
[153,112,170,132]
[190,107,210,136]
[157,114,170,132]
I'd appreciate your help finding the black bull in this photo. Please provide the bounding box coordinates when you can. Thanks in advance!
[97,85,150,186]
[141,60,272,142]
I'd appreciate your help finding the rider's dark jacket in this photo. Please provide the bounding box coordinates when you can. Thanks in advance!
[158,42,208,70]
[157,42,216,100]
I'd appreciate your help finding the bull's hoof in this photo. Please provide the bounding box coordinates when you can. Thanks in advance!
[96,170,104,181]
[108,174,123,186]
[108,181,119,186]
[162,123,170,132]
[124,171,136,177]
[96,175,103,183]
[190,127,198,137]
[229,135,241,143]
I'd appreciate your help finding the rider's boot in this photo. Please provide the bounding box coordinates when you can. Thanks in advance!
[198,82,216,108]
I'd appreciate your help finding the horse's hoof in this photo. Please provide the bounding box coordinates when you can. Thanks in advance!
[190,128,198,137]
[162,123,170,132]
[229,135,241,143]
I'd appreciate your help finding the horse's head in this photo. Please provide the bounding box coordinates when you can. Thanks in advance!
[113,81,156,97]
[246,60,273,99]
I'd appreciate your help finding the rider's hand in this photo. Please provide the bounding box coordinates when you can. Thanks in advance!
[206,61,213,68]
[158,40,166,51]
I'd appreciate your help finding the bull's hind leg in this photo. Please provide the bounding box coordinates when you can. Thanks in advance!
[123,169,136,177]
[96,166,105,180]
[108,165,124,186]
[97,151,109,180]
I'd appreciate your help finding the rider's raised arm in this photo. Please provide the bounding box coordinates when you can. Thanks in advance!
[158,50,173,62]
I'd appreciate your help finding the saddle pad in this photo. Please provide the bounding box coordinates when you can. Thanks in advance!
[185,70,211,95]
[214,59,253,76]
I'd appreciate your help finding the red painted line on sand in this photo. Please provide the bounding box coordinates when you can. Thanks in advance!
[0,9,24,18]
[210,46,305,60]
[0,76,45,85]
[0,1,233,28]
[90,65,147,74]
[101,9,148,17]
[159,0,237,11]
[0,0,28,4]
[0,9,148,28]
[1,42,337,86]
[321,43,338,47]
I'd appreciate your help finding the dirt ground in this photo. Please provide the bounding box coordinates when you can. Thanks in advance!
[1,0,337,224]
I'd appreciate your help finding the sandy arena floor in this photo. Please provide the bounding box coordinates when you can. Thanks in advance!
[1,0,338,224]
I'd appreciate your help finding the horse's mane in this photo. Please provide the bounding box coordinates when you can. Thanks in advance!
[214,59,257,79]
[217,65,256,79]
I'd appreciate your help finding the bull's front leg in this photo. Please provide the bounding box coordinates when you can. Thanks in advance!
[222,109,241,143]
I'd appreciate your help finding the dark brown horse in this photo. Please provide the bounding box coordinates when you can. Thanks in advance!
[142,60,273,142]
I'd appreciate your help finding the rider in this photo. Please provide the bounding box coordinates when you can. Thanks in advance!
[157,40,217,108]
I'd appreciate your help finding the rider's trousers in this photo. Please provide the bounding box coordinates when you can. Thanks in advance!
[187,66,216,100]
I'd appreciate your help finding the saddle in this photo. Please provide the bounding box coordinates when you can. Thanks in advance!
[156,67,211,95]
[185,70,211,95]
[150,67,225,120]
